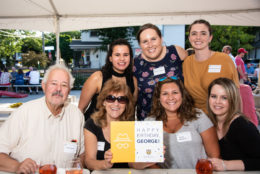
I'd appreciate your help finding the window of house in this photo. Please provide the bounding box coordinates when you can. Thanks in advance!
[90,31,98,37]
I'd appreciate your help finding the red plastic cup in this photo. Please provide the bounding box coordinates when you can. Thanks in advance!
[39,164,57,174]
[196,159,213,174]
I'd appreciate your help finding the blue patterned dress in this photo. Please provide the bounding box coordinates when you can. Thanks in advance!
[133,45,183,120]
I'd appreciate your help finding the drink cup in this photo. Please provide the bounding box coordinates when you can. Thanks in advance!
[39,164,57,174]
[65,158,83,174]
[38,158,57,174]
[196,159,213,174]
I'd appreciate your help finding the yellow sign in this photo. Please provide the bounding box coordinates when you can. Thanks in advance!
[111,121,163,163]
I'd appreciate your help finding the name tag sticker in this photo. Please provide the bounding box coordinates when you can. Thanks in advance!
[176,131,192,142]
[153,66,166,76]
[64,142,77,153]
[97,141,105,151]
[208,65,221,73]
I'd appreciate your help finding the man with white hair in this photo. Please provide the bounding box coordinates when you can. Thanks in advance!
[222,45,236,67]
[0,63,85,174]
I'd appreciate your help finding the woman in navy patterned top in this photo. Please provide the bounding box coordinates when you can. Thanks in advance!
[133,23,187,120]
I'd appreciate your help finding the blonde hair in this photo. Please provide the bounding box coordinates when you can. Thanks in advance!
[207,78,243,132]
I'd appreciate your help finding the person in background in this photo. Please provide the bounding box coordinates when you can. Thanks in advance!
[78,39,138,121]
[207,78,260,171]
[133,23,187,120]
[84,79,153,170]
[222,45,236,67]
[28,67,40,94]
[146,77,220,168]
[25,66,33,78]
[0,68,11,85]
[0,63,85,174]
[245,63,255,76]
[235,48,247,83]
[14,69,25,92]
[254,65,259,79]
[14,69,24,85]
[10,67,17,91]
[183,19,239,115]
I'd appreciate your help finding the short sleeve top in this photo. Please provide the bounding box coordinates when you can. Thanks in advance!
[133,45,183,120]
[219,116,260,171]
[145,109,213,169]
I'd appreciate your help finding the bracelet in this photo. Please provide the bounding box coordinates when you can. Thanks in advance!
[222,160,227,171]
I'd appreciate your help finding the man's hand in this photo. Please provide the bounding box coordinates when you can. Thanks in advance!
[16,158,38,174]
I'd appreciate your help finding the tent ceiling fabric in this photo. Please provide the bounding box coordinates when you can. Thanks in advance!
[1,0,260,32]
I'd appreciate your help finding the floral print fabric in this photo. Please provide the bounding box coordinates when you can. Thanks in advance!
[133,45,183,120]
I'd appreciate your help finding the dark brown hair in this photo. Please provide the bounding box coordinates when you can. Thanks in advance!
[101,38,133,80]
[149,77,199,124]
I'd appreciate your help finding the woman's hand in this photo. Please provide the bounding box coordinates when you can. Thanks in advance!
[104,149,113,169]
[208,158,226,171]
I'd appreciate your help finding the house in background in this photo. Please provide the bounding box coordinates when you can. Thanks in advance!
[69,30,106,68]
[69,25,185,69]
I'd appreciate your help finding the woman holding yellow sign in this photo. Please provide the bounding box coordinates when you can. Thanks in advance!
[147,77,220,168]
[84,79,134,170]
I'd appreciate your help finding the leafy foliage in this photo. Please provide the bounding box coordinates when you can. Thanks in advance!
[21,37,42,53]
[87,26,139,50]
[0,30,22,67]
[185,25,257,55]
[22,51,50,68]
[44,33,73,64]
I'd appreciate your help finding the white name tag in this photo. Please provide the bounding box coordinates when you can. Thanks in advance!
[176,131,192,142]
[153,66,166,76]
[97,141,105,151]
[64,142,77,153]
[208,65,221,73]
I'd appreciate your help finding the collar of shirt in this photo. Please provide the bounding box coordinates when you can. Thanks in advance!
[41,97,68,121]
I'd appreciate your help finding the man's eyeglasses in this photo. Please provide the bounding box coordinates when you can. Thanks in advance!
[159,76,178,82]
[105,95,128,104]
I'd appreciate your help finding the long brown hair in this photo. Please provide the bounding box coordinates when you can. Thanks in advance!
[149,77,199,124]
[91,79,135,127]
[207,78,243,132]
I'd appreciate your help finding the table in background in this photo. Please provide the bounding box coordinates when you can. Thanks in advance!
[91,169,260,174]
[0,103,17,127]
[0,168,90,174]
[0,103,16,115]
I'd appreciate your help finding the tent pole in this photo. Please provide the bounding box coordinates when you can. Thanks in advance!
[55,16,60,64]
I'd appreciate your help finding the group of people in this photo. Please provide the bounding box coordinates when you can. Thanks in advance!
[0,66,40,94]
[0,19,259,174]
[222,45,260,86]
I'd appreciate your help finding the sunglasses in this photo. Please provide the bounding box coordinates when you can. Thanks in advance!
[159,76,178,82]
[105,95,128,104]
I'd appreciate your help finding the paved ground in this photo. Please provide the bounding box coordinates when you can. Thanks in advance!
[0,90,82,104]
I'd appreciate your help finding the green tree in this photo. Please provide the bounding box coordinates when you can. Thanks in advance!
[0,29,22,67]
[45,33,73,64]
[63,31,81,39]
[89,26,139,50]
[21,37,42,53]
[22,51,49,68]
[185,25,256,55]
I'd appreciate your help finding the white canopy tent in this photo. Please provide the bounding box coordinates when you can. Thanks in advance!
[1,0,260,61]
